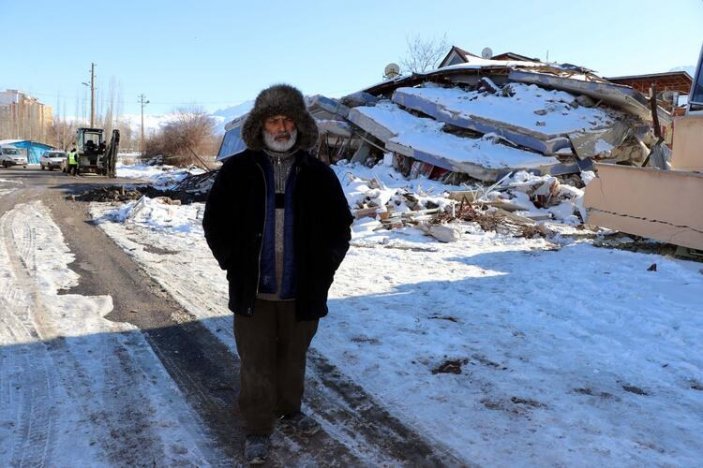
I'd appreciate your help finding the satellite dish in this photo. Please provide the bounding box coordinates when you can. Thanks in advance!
[384,63,400,79]
[481,47,493,59]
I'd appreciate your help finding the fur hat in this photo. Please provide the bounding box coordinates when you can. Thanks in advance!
[242,84,319,151]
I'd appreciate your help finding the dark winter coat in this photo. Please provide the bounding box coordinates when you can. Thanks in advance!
[202,149,353,321]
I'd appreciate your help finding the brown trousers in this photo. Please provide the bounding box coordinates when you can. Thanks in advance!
[233,299,318,435]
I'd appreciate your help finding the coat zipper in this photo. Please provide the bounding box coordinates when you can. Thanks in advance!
[255,162,267,296]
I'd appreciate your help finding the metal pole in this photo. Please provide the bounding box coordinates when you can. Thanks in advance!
[90,63,95,128]
[81,63,96,127]
[138,94,150,154]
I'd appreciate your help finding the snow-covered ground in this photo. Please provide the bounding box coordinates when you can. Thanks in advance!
[93,162,703,465]
[0,199,219,467]
[2,159,702,466]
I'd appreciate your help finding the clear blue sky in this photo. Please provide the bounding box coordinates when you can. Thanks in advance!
[2,0,702,117]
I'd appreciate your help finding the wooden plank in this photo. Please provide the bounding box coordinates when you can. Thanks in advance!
[447,190,480,202]
[352,207,379,219]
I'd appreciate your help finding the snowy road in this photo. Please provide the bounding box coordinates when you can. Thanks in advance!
[2,165,703,467]
[0,168,464,467]
[0,175,220,466]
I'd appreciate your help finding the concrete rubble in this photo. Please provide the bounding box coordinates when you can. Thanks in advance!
[209,56,690,246]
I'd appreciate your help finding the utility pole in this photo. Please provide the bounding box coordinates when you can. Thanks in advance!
[138,94,150,154]
[82,62,96,127]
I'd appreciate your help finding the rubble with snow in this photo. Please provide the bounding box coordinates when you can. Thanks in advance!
[211,57,675,237]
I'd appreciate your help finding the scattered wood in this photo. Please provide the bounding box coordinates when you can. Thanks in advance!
[353,207,379,219]
[447,190,480,203]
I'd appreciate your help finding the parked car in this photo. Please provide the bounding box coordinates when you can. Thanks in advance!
[40,150,67,171]
[0,146,28,168]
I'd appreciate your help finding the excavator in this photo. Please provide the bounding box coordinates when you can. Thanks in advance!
[73,127,120,177]
[584,44,703,255]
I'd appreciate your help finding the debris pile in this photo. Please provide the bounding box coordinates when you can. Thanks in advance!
[73,170,217,205]
[170,170,217,195]
[212,53,680,240]
[457,170,589,225]
[338,156,587,240]
[74,186,144,202]
[430,202,552,239]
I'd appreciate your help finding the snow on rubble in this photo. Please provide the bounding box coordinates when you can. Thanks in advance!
[115,161,206,190]
[86,161,703,466]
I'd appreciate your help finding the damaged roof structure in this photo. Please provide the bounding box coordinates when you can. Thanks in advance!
[220,53,673,178]
[216,46,697,247]
[606,71,693,116]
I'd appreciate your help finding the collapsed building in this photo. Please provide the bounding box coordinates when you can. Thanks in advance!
[216,49,695,244]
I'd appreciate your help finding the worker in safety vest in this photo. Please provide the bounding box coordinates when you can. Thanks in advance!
[66,147,79,176]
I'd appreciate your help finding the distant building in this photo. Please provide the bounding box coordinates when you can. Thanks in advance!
[438,46,541,68]
[438,46,481,68]
[605,72,692,113]
[0,89,53,141]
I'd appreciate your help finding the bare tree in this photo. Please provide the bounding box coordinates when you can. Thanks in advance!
[145,106,219,167]
[400,33,450,74]
[46,118,77,150]
[114,117,135,152]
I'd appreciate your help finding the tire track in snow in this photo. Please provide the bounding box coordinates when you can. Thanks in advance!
[89,201,467,466]
[1,200,215,467]
[0,202,56,468]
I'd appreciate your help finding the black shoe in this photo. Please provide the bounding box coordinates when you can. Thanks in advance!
[244,434,270,465]
[280,411,320,436]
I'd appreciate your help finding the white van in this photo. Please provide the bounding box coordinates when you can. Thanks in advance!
[40,150,67,170]
[0,146,28,168]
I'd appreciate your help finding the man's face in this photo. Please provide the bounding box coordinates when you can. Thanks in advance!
[264,115,295,139]
[263,115,297,152]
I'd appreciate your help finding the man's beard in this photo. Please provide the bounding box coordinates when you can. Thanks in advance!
[263,128,298,152]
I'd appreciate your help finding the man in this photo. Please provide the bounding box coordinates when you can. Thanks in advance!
[202,84,353,465]
[85,139,96,155]
[66,147,78,176]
